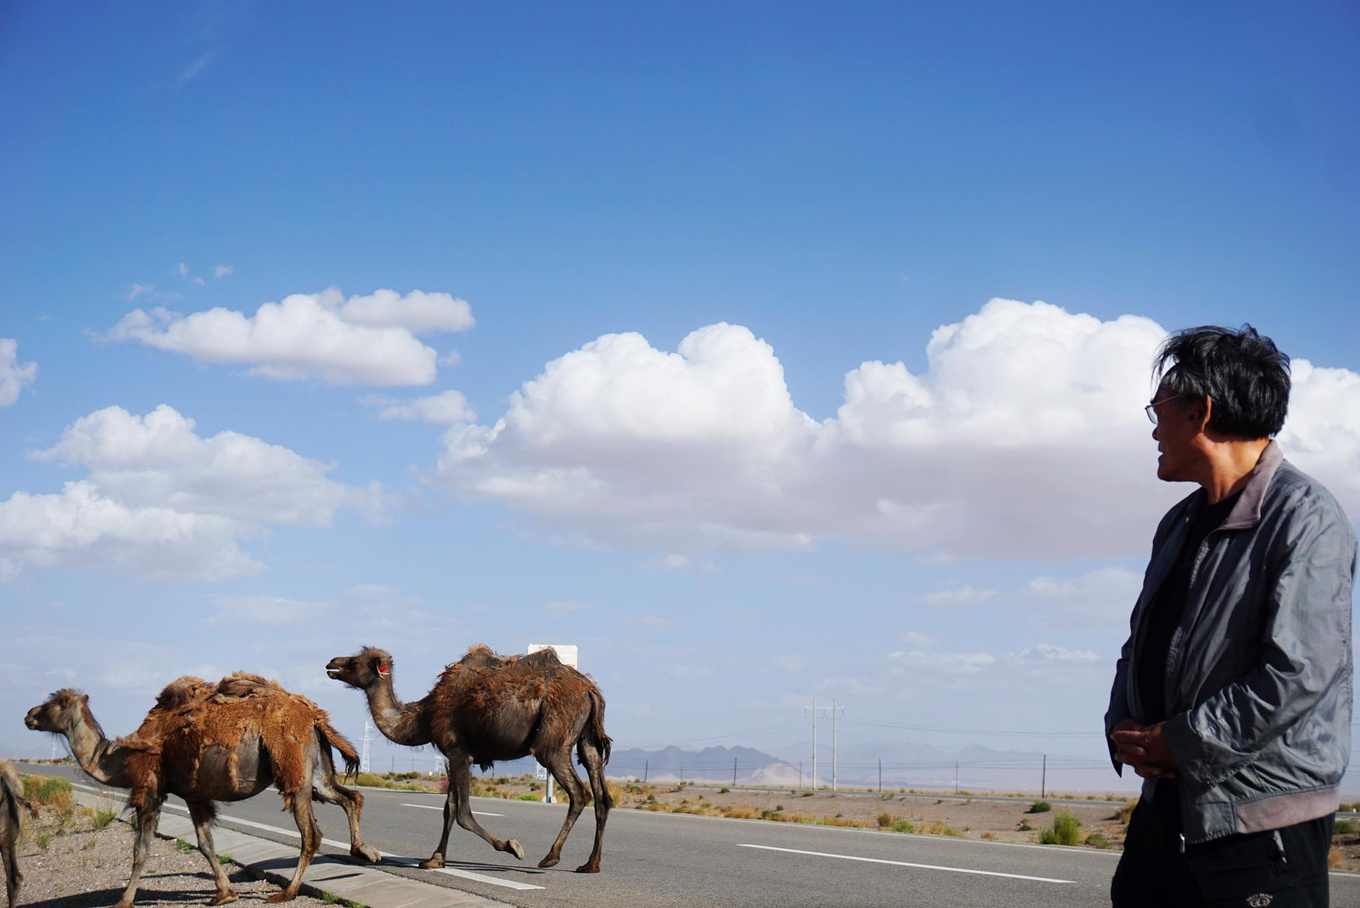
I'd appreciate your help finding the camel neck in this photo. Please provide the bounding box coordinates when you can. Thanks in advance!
[364,679,429,747]
[63,714,130,787]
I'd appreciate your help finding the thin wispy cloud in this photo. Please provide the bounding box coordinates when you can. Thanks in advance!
[214,265,233,279]
[176,51,217,89]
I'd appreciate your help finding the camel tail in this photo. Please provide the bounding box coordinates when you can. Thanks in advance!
[317,719,361,778]
[1,762,35,827]
[587,688,612,767]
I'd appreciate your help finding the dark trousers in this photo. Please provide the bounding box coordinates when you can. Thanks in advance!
[1111,783,1333,907]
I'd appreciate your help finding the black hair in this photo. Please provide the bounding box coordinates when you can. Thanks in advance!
[1153,325,1290,439]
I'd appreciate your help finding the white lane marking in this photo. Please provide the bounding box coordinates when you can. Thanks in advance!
[737,843,1076,884]
[382,856,546,890]
[67,779,544,891]
[402,802,503,817]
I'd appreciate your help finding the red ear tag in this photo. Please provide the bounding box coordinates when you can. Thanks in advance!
[378,665,390,675]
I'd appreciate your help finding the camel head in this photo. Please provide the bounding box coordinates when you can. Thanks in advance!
[326,647,394,690]
[25,689,91,733]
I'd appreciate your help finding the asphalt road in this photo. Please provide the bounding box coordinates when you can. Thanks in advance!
[25,763,1360,908]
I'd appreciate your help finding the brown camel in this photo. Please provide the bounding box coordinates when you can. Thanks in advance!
[325,644,613,872]
[24,673,380,908]
[1,759,38,908]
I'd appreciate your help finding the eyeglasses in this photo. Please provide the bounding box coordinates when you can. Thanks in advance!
[1145,396,1179,425]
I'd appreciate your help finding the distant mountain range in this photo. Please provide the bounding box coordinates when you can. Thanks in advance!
[469,740,1144,795]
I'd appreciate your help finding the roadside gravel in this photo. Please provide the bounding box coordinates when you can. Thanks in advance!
[14,805,335,908]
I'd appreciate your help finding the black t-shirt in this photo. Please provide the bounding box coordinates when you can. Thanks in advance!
[1136,490,1242,725]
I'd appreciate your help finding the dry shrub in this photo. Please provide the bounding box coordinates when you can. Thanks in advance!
[720,806,761,820]
[24,775,74,814]
[925,821,963,837]
[1328,848,1347,870]
[877,812,893,828]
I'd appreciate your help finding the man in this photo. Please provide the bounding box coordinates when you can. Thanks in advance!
[1106,325,1355,907]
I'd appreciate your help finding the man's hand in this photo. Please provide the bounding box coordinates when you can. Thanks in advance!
[1111,721,1178,780]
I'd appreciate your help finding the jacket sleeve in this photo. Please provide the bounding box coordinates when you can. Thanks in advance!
[1162,491,1357,786]
[1104,632,1135,774]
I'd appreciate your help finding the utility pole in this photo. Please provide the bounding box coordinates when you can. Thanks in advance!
[1041,754,1047,799]
[806,699,838,790]
[733,757,738,787]
[831,700,844,792]
[359,718,373,774]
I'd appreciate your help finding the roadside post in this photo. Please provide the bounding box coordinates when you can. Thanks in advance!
[528,643,579,805]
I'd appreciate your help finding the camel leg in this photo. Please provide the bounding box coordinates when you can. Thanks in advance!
[187,799,238,905]
[537,748,589,870]
[115,799,162,908]
[418,778,457,869]
[576,737,610,873]
[267,789,320,903]
[3,836,20,908]
[423,760,523,867]
[312,769,379,863]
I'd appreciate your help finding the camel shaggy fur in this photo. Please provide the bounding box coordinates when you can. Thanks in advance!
[25,674,379,907]
[1,760,38,908]
[326,644,613,872]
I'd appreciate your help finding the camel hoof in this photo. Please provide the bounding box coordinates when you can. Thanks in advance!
[505,839,525,861]
[419,854,445,869]
[538,854,560,869]
[209,892,240,906]
[575,862,601,873]
[265,892,297,904]
[352,844,381,863]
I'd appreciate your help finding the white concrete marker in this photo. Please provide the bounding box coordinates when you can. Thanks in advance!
[737,843,1076,884]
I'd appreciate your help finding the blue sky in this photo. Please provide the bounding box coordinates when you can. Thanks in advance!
[2,2,1358,789]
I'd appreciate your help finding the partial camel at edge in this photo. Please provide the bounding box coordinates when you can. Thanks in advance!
[1,759,38,908]
[326,643,613,873]
[24,674,379,908]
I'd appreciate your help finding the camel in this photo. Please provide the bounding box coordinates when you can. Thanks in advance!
[325,644,612,873]
[24,673,380,908]
[1,760,38,908]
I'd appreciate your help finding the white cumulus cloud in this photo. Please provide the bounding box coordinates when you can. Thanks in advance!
[105,287,474,386]
[429,300,1360,560]
[360,390,476,425]
[0,481,261,582]
[2,405,380,583]
[0,339,38,406]
[30,404,372,526]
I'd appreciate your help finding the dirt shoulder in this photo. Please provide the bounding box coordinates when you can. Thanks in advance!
[11,791,335,908]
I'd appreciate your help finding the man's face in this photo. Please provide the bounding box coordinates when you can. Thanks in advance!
[1150,384,1205,483]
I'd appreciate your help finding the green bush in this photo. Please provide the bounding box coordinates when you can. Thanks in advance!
[1039,810,1083,846]
[1027,800,1052,814]
[1334,818,1357,837]
[91,807,118,830]
[890,819,915,834]
[23,775,74,811]
[1084,833,1112,849]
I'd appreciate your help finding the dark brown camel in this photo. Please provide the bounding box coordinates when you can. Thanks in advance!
[325,644,613,872]
[1,760,38,908]
[25,674,379,907]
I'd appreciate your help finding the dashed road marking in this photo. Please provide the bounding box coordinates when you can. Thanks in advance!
[737,843,1076,884]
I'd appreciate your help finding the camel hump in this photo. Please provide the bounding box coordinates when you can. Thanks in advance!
[154,676,214,711]
[215,672,282,699]
[518,648,562,670]
[457,644,509,669]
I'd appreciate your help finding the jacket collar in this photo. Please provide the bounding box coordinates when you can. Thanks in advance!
[1222,439,1282,529]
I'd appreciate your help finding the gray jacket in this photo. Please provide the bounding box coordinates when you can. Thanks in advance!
[1106,442,1356,843]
